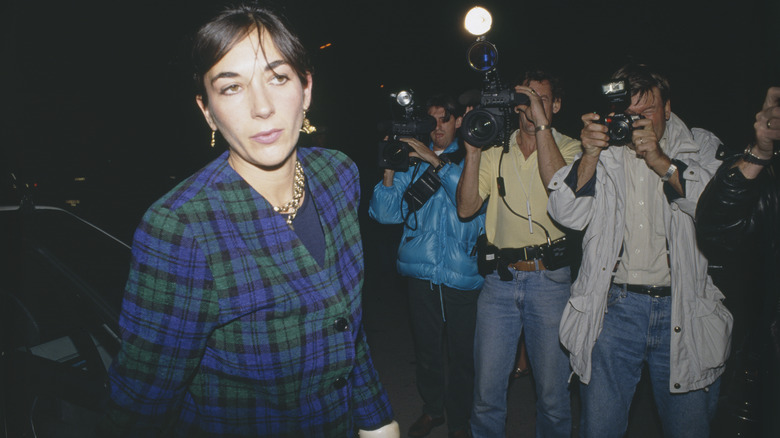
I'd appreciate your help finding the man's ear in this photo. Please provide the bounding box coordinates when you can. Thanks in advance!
[552,98,562,114]
[455,116,463,129]
[664,99,671,121]
[196,95,218,131]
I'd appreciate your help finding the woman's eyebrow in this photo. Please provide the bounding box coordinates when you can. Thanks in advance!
[209,60,288,86]
[210,72,239,86]
[265,59,287,71]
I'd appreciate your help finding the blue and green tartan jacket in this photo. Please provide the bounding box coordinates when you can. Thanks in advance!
[104,147,393,437]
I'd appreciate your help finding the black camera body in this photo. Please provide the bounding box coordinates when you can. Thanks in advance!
[595,80,644,146]
[461,83,529,148]
[460,41,529,149]
[377,90,435,171]
[594,113,644,146]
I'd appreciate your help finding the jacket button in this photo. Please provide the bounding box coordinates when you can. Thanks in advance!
[674,326,681,333]
[334,377,347,389]
[334,317,349,332]
[674,383,681,389]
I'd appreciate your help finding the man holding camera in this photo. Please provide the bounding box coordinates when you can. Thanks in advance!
[696,86,780,437]
[369,94,484,438]
[456,70,581,438]
[546,63,731,437]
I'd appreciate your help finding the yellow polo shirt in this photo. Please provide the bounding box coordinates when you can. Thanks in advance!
[478,129,581,249]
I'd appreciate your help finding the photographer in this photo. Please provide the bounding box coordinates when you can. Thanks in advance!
[546,63,730,438]
[456,69,581,438]
[369,94,484,438]
[696,86,780,437]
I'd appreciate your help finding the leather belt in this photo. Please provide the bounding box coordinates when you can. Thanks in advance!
[508,259,546,271]
[614,283,671,298]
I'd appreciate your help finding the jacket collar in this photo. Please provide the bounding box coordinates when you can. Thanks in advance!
[208,148,336,269]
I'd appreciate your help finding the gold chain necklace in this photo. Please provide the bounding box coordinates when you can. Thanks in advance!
[272,160,305,229]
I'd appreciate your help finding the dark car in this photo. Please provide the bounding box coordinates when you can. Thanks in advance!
[1,202,129,437]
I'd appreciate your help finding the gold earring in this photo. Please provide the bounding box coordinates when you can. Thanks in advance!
[210,130,216,148]
[300,109,317,134]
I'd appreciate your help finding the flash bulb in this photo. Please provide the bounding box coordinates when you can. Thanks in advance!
[601,81,626,94]
[394,90,414,107]
[465,7,492,36]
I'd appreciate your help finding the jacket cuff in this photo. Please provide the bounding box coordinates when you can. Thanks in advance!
[663,159,687,202]
[564,159,596,197]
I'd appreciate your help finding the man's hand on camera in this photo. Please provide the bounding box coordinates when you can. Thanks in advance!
[754,86,780,157]
[515,85,550,127]
[399,137,441,167]
[580,113,609,158]
[631,117,670,174]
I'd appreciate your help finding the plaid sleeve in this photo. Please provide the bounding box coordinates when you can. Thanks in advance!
[342,161,394,429]
[350,322,394,430]
[104,203,219,433]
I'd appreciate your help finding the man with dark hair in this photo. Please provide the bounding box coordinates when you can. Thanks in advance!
[370,94,484,438]
[457,70,581,437]
[547,63,731,437]
[696,86,780,437]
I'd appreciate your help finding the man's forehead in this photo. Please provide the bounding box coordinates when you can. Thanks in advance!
[428,106,449,118]
[524,79,552,93]
[630,87,662,108]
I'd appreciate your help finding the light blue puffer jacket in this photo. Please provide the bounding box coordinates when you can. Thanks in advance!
[369,141,485,291]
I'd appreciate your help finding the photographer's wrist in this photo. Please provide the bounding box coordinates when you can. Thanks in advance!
[582,146,602,158]
[382,169,395,187]
[748,143,774,160]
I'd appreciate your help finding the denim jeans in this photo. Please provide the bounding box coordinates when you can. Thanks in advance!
[580,283,721,438]
[407,278,479,432]
[470,268,572,438]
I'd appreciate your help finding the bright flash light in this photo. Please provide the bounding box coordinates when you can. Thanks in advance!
[394,90,414,107]
[465,7,492,36]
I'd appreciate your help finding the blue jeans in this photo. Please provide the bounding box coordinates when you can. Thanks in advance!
[471,268,572,438]
[580,284,721,438]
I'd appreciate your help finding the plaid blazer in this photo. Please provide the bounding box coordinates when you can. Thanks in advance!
[104,147,393,437]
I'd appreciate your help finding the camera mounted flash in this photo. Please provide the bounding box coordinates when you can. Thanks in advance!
[465,7,492,36]
[601,81,626,95]
[392,90,414,107]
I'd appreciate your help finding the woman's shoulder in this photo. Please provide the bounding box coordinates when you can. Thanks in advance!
[143,154,231,221]
[299,146,358,178]
[299,146,353,164]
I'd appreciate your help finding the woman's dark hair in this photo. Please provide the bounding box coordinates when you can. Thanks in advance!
[611,63,671,103]
[192,5,312,104]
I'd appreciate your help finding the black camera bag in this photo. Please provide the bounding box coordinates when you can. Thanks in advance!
[402,149,465,213]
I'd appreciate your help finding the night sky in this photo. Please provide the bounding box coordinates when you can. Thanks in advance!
[3,0,779,242]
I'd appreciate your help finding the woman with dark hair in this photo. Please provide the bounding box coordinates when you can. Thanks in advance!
[102,5,397,436]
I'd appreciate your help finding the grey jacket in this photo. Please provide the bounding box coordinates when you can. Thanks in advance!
[547,113,732,393]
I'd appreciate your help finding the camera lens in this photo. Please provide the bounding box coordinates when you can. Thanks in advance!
[604,115,634,145]
[608,121,630,143]
[462,109,499,147]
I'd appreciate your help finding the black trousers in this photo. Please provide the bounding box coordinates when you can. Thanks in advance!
[407,277,480,431]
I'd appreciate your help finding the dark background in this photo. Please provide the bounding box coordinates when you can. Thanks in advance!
[2,0,779,243]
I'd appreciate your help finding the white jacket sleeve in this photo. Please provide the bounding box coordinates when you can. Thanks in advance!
[547,159,598,231]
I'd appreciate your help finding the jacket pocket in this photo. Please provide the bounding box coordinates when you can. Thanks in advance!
[691,297,733,371]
